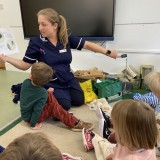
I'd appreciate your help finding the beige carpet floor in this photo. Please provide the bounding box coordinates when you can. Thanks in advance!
[0,104,99,159]
[1,103,160,160]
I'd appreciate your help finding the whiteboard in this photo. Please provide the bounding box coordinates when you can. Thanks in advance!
[107,23,160,53]
[115,0,160,24]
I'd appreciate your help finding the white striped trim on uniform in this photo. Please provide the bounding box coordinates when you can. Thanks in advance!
[24,56,37,61]
[40,35,48,42]
[76,38,82,49]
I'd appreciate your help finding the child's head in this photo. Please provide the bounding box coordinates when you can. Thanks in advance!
[31,62,55,86]
[111,99,158,150]
[144,71,160,98]
[0,132,62,160]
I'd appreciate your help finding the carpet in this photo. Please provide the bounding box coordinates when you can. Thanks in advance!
[0,70,28,135]
[1,95,160,159]
[0,104,99,159]
[1,103,160,160]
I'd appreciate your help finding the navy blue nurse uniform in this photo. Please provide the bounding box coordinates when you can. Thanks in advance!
[23,34,85,110]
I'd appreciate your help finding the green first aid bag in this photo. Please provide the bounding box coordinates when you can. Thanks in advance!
[93,78,122,103]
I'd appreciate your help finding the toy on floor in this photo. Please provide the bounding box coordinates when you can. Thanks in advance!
[11,83,22,104]
[87,98,112,116]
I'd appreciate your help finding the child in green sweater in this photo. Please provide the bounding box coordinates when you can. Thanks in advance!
[20,62,94,131]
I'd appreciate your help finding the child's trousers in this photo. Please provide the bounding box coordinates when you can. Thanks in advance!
[37,92,78,128]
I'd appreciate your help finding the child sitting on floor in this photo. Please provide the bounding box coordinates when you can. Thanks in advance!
[144,71,160,155]
[20,62,93,131]
[0,132,83,160]
[82,99,158,160]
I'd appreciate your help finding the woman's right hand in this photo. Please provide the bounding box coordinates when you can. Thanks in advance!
[0,54,32,70]
[0,53,7,62]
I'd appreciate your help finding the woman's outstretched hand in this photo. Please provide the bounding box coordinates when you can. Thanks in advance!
[107,50,118,59]
[0,53,7,62]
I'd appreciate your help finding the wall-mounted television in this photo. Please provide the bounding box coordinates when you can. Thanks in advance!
[19,0,116,41]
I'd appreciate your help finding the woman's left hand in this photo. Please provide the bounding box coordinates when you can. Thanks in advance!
[107,50,118,59]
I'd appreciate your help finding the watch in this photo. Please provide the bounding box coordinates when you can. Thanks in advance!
[106,50,111,55]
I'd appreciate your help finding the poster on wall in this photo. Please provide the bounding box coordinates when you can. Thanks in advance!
[0,28,19,55]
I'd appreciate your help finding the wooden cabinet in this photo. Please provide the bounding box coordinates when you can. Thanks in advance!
[0,60,5,69]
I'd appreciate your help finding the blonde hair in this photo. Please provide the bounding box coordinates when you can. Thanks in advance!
[111,99,157,150]
[144,71,160,98]
[0,132,62,160]
[37,8,68,48]
[31,62,54,86]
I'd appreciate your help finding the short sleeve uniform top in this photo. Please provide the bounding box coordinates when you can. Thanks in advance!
[23,35,85,94]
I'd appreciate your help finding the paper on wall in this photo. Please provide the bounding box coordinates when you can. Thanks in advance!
[0,28,19,55]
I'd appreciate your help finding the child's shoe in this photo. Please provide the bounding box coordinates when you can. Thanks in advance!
[82,128,95,151]
[62,153,84,160]
[71,120,94,132]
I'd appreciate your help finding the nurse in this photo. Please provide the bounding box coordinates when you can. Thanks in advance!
[0,8,118,111]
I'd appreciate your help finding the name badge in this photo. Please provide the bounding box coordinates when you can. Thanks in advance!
[59,49,67,53]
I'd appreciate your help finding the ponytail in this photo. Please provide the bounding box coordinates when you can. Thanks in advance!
[58,15,68,48]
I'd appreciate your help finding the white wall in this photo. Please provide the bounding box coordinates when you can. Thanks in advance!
[0,0,160,73]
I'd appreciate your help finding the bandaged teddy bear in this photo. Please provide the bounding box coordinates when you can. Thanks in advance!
[87,98,112,116]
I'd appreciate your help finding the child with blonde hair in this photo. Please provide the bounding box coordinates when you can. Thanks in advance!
[83,99,158,160]
[144,72,160,99]
[144,71,160,156]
